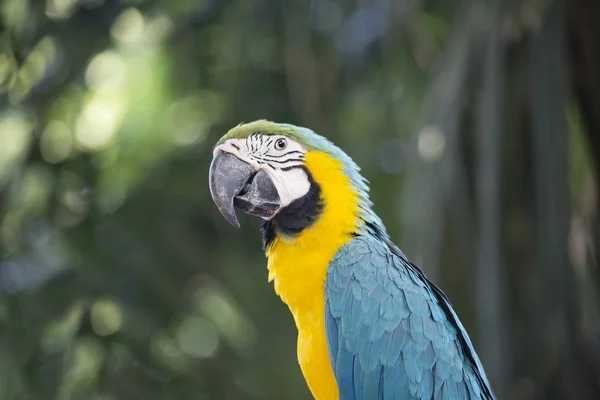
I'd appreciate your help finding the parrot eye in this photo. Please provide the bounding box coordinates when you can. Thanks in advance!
[274,138,287,150]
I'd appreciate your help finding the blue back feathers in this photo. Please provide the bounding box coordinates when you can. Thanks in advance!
[325,236,495,399]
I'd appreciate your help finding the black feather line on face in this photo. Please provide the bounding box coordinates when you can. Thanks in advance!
[261,150,304,160]
[265,137,274,149]
[281,165,303,172]
[274,157,304,164]
[261,166,323,249]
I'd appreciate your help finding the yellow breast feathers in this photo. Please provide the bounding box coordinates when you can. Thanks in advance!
[265,150,361,400]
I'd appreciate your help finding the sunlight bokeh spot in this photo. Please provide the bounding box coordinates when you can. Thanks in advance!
[0,111,34,182]
[175,316,220,359]
[85,51,127,91]
[10,70,34,103]
[75,95,126,151]
[41,120,73,163]
[111,8,146,46]
[417,124,445,162]
[24,50,47,84]
[167,96,210,146]
[90,297,124,337]
[39,36,59,61]
[45,0,79,21]
[22,36,59,86]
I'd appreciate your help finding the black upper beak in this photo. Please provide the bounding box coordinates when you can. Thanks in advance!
[209,151,281,228]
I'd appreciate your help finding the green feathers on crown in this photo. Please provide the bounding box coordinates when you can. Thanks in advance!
[217,120,318,150]
[217,120,289,142]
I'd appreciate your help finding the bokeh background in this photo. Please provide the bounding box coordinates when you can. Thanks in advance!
[1,0,599,399]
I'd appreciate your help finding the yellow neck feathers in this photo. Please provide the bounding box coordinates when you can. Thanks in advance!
[265,150,360,400]
[265,150,359,308]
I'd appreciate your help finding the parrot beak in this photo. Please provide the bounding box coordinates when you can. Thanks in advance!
[209,150,281,228]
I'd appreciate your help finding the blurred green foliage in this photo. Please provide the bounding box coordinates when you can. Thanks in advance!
[1,0,600,399]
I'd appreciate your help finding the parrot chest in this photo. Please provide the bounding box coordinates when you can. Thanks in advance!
[267,239,342,400]
[295,309,338,400]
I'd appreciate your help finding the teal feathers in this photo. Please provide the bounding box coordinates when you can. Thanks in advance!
[325,236,495,399]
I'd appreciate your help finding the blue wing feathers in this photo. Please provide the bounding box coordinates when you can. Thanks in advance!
[456,380,469,399]
[378,366,385,400]
[360,359,380,398]
[326,299,339,362]
[325,235,495,399]
[353,357,364,397]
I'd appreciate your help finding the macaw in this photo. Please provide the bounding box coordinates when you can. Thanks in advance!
[208,120,495,400]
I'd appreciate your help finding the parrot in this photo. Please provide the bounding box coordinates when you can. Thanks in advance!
[208,120,495,400]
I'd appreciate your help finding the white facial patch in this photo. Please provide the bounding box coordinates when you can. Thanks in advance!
[213,134,312,214]
[269,166,310,207]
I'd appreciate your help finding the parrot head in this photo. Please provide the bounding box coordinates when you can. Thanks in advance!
[209,120,386,237]
[209,120,311,228]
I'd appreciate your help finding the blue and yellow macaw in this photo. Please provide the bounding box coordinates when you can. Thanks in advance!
[209,120,495,400]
